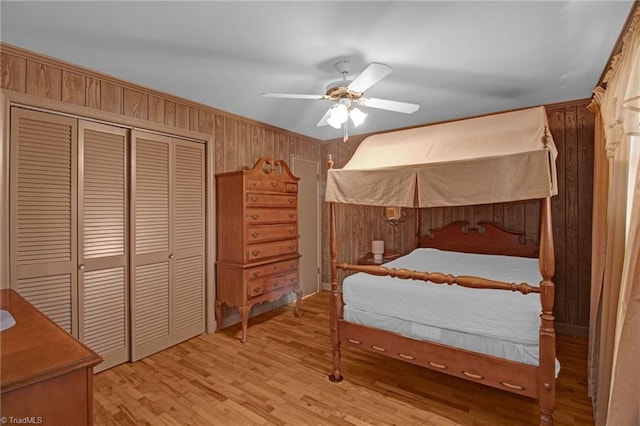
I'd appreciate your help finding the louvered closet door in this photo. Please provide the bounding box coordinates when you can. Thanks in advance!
[10,108,78,335]
[131,130,173,361]
[173,139,205,343]
[78,121,128,372]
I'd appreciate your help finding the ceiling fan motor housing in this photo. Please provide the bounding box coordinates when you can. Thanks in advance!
[325,80,362,100]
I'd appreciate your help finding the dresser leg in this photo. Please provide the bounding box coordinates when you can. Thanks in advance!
[239,305,250,343]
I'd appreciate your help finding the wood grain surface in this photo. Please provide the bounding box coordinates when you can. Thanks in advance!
[93,292,594,426]
[1,43,593,334]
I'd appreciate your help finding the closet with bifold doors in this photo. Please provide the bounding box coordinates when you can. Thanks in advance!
[130,130,205,361]
[8,107,205,372]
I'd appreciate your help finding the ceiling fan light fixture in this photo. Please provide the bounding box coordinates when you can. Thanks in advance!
[328,104,349,129]
[349,107,367,127]
[327,115,342,129]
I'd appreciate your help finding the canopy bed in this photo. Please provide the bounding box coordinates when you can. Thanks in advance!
[325,106,558,425]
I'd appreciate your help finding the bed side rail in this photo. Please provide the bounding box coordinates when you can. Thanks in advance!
[337,263,540,295]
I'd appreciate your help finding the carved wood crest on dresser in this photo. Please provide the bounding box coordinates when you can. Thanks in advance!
[215,157,302,342]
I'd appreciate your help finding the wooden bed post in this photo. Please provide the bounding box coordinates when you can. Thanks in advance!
[538,196,556,425]
[327,155,344,383]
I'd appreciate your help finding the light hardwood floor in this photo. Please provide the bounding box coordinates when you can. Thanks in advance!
[94,291,594,425]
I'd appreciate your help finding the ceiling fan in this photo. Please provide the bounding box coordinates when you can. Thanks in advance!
[261,60,420,141]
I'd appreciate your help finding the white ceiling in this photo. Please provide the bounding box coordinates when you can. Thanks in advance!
[1,1,634,141]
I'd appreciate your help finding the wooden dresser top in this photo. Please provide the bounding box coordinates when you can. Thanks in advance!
[0,289,102,393]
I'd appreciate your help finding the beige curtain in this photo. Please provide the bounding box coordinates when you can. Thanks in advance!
[589,6,640,425]
[587,87,609,412]
[607,136,640,426]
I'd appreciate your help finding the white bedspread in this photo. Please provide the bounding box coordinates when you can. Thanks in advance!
[343,248,543,346]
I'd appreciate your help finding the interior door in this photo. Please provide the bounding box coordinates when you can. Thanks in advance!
[10,108,78,335]
[292,157,320,296]
[78,120,129,371]
[172,138,205,343]
[130,130,173,361]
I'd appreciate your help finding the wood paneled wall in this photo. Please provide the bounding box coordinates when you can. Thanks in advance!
[1,43,594,334]
[0,43,322,174]
[0,43,323,331]
[322,101,595,334]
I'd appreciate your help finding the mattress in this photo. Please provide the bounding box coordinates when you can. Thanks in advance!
[342,248,560,373]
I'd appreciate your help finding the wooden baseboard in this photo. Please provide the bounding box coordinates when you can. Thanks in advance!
[555,322,589,338]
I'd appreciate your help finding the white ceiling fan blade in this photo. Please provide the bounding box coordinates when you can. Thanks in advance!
[347,63,393,93]
[261,93,326,100]
[316,107,333,127]
[360,97,420,114]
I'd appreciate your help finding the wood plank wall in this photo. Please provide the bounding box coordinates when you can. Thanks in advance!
[322,101,595,335]
[1,43,594,335]
[0,43,323,328]
[0,43,323,174]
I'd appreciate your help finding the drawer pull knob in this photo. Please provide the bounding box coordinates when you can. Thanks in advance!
[289,245,295,250]
[288,229,295,234]
[289,264,295,269]
[271,182,278,187]
[500,382,525,390]
[252,271,260,277]
[398,353,415,360]
[428,361,447,369]
[289,198,295,204]
[463,371,484,380]
[272,282,279,287]
[289,213,295,218]
[251,214,259,220]
[251,250,260,257]
[371,345,387,352]
[251,232,260,239]
[251,195,259,202]
[253,287,261,294]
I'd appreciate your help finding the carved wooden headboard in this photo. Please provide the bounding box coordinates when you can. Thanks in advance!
[418,221,539,258]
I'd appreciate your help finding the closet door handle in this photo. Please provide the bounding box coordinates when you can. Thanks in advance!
[78,264,86,271]
[168,254,175,259]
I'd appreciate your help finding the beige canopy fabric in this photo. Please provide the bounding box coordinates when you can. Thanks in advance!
[326,106,558,207]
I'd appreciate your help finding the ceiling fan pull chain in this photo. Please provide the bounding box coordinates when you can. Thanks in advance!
[343,119,349,143]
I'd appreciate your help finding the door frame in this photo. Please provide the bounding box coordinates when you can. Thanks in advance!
[291,156,321,296]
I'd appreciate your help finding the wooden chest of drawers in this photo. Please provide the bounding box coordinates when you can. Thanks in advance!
[215,157,302,342]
